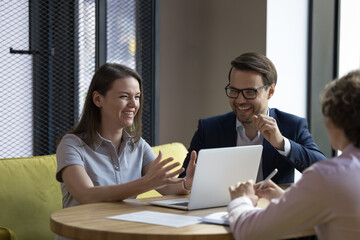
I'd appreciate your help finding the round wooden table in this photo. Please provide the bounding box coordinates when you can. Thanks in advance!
[50,195,315,240]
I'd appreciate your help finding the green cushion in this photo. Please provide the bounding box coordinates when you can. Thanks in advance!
[137,142,188,199]
[0,155,62,240]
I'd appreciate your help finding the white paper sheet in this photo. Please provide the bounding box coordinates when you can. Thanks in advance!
[107,211,201,228]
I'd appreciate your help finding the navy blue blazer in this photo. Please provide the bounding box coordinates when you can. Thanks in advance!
[179,108,326,184]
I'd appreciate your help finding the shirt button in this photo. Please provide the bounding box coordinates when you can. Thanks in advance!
[115,166,119,171]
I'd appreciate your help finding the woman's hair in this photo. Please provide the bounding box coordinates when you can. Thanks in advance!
[321,69,360,147]
[228,52,277,86]
[68,63,144,146]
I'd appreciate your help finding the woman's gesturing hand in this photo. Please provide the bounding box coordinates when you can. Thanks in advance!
[183,150,197,190]
[144,150,185,189]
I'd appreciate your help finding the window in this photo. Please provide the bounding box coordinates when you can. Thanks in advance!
[338,0,360,77]
[0,0,157,158]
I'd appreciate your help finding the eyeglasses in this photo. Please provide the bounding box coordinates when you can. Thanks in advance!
[225,84,268,100]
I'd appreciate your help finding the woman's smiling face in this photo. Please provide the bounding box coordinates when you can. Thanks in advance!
[94,77,141,129]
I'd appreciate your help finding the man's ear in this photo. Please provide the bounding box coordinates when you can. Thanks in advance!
[267,84,275,99]
[92,91,102,108]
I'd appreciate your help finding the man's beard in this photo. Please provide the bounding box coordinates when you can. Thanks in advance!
[239,117,253,125]
[234,107,267,125]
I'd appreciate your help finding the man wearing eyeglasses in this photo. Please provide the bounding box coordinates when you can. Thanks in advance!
[179,52,326,185]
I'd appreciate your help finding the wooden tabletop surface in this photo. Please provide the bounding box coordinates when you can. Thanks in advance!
[50,195,315,240]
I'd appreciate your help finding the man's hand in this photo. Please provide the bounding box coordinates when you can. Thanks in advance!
[253,114,285,150]
[229,180,258,206]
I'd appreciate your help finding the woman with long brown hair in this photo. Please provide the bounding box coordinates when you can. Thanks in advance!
[56,63,196,210]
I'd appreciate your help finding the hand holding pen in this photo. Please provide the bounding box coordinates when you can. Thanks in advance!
[255,169,284,200]
[258,168,278,190]
[229,169,281,205]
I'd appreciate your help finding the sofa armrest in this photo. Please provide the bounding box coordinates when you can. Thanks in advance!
[0,226,17,240]
[0,155,62,240]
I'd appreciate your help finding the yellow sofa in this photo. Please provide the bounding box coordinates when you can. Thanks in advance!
[0,142,187,240]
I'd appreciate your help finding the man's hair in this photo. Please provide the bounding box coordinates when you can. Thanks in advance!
[228,52,277,86]
[321,69,360,147]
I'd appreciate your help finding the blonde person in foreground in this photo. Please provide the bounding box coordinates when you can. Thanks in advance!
[55,63,196,240]
[227,69,360,240]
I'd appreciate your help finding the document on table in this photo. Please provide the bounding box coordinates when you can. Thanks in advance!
[107,211,201,228]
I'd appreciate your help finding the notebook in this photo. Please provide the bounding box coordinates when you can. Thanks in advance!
[150,145,263,210]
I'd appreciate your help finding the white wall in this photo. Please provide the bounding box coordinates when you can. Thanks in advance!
[266,0,309,181]
[339,0,360,77]
[266,0,308,118]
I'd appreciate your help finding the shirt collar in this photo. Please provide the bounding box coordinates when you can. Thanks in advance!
[94,131,134,150]
[342,143,358,154]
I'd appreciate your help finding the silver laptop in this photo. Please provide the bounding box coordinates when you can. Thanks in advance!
[150,145,263,210]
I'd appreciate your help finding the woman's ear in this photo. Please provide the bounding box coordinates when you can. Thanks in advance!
[92,91,102,108]
[267,84,275,99]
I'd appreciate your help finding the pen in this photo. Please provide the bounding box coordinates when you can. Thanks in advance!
[258,168,278,190]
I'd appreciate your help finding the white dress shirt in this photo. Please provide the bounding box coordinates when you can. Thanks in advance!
[236,109,291,181]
